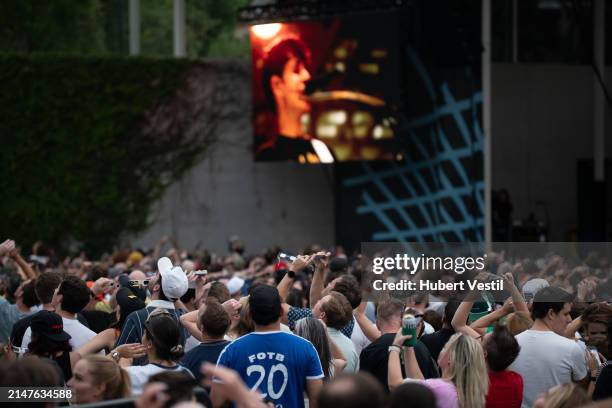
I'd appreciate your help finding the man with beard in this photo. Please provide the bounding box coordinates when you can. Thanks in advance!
[115,257,188,359]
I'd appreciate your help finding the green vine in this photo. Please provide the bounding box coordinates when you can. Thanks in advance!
[0,54,209,256]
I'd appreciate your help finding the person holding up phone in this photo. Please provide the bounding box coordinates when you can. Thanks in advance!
[388,329,489,408]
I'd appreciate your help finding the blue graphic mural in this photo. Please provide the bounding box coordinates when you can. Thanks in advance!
[339,47,484,244]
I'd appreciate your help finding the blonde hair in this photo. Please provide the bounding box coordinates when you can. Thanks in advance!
[541,383,588,408]
[82,355,131,400]
[441,333,489,408]
[506,311,533,335]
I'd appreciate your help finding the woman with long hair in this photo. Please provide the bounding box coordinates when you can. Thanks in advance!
[68,355,131,404]
[451,292,526,408]
[388,330,489,408]
[124,308,194,394]
[295,317,346,380]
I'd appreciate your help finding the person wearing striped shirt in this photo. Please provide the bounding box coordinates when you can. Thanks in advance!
[115,257,189,360]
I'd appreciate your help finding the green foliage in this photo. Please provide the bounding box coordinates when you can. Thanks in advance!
[0,0,250,58]
[190,0,251,57]
[0,55,203,255]
[0,0,106,54]
[141,0,250,57]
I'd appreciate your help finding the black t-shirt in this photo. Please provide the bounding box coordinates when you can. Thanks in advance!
[256,135,320,162]
[80,310,115,333]
[181,340,230,382]
[593,363,612,401]
[10,314,33,348]
[420,327,455,362]
[359,333,439,392]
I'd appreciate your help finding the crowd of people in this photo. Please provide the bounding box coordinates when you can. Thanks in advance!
[0,236,610,408]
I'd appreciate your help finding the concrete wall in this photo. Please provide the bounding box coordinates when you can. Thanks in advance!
[131,60,335,254]
[491,64,612,240]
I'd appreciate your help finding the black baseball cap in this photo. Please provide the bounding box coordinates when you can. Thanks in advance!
[249,285,281,325]
[30,311,72,342]
[118,275,147,301]
[116,287,146,317]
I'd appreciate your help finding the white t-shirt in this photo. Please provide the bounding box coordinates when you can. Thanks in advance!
[509,329,588,408]
[126,363,194,395]
[22,317,99,355]
[328,327,359,373]
[350,316,371,355]
[575,332,588,352]
[365,301,377,323]
[184,335,200,353]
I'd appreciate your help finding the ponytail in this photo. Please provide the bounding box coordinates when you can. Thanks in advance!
[169,344,184,360]
[145,313,183,362]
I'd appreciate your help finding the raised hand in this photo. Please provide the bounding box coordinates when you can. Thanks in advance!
[91,277,116,296]
[290,254,314,272]
[502,272,516,288]
[577,278,597,301]
[500,297,515,314]
[222,299,242,320]
[392,328,413,348]
[115,343,147,359]
[0,239,15,256]
[312,251,331,270]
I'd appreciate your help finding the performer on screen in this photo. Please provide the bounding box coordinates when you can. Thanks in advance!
[256,38,334,163]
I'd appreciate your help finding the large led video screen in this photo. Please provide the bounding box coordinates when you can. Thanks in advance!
[250,13,402,163]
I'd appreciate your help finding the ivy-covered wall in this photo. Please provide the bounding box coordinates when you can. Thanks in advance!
[0,54,206,255]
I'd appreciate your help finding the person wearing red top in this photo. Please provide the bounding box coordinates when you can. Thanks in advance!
[487,370,523,408]
[483,325,523,408]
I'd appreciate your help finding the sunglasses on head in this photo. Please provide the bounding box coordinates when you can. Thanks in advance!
[11,345,28,355]
[144,308,172,341]
[146,307,171,323]
[129,280,150,288]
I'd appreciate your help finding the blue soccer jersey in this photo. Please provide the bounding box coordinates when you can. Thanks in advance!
[216,331,323,408]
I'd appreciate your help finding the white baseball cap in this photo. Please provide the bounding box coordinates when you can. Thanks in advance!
[522,278,549,301]
[157,257,188,301]
[226,276,245,295]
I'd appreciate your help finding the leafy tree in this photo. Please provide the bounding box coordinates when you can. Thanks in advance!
[0,0,250,58]
[140,0,250,57]
[0,0,106,54]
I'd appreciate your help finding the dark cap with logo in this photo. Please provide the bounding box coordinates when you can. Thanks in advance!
[30,310,72,342]
[116,287,146,317]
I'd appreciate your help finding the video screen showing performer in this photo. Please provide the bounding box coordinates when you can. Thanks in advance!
[250,14,402,163]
